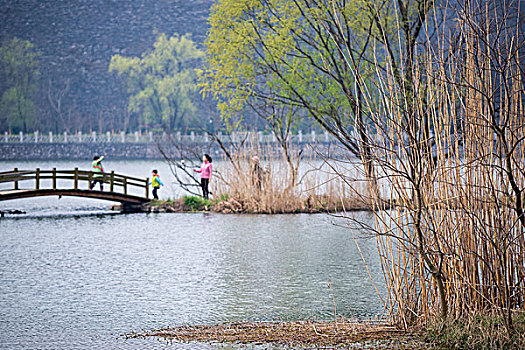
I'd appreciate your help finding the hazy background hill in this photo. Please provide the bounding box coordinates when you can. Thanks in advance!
[0,0,213,133]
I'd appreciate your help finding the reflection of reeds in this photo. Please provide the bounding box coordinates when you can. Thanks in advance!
[361,0,525,343]
[211,141,372,213]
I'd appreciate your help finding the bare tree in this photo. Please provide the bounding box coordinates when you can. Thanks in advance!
[46,77,71,132]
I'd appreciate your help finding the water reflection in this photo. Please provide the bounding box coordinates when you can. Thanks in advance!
[0,211,385,349]
[1,160,385,349]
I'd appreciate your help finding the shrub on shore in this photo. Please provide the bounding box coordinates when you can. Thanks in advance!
[183,195,213,211]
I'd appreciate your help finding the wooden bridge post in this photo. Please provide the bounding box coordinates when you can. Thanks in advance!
[52,168,57,189]
[110,171,114,192]
[74,168,79,190]
[123,177,127,195]
[14,168,18,190]
[145,177,149,199]
[87,171,92,190]
[35,168,40,190]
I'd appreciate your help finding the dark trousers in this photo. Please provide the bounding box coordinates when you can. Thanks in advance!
[152,186,159,200]
[89,178,104,190]
[201,178,209,199]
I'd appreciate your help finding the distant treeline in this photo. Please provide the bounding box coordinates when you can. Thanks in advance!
[0,0,317,134]
[0,0,211,133]
[0,1,213,133]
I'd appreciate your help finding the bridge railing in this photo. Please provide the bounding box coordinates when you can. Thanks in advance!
[0,168,149,199]
[2,130,337,144]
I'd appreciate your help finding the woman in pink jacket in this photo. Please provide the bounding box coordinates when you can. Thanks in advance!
[193,154,212,199]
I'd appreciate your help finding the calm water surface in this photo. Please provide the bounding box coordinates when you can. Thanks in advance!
[0,161,386,349]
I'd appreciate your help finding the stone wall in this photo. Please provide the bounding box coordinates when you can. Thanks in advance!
[0,143,162,160]
[0,140,337,160]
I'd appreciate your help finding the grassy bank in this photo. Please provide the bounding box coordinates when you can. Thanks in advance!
[424,312,525,350]
[145,194,374,214]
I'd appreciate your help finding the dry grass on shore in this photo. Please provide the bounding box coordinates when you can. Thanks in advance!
[213,192,373,214]
[209,143,373,214]
[124,320,430,348]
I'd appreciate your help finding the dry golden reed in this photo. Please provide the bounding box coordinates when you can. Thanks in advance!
[211,139,372,214]
[357,1,525,344]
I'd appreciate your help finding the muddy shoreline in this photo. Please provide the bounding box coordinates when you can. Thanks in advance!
[124,320,431,349]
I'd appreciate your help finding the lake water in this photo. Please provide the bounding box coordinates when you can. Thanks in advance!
[0,160,386,349]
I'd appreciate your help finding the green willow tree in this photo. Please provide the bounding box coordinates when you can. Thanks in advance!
[0,37,40,132]
[110,33,204,131]
[202,0,394,198]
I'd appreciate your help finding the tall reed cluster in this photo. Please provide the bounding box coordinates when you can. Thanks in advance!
[211,140,370,213]
[363,0,525,342]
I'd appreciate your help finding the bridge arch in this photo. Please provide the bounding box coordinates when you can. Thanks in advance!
[0,168,151,206]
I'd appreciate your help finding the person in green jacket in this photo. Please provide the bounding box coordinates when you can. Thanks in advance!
[150,169,164,200]
[89,155,105,191]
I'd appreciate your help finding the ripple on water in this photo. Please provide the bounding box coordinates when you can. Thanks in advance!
[1,172,384,349]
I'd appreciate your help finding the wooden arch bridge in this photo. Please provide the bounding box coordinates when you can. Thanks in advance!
[0,168,151,208]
